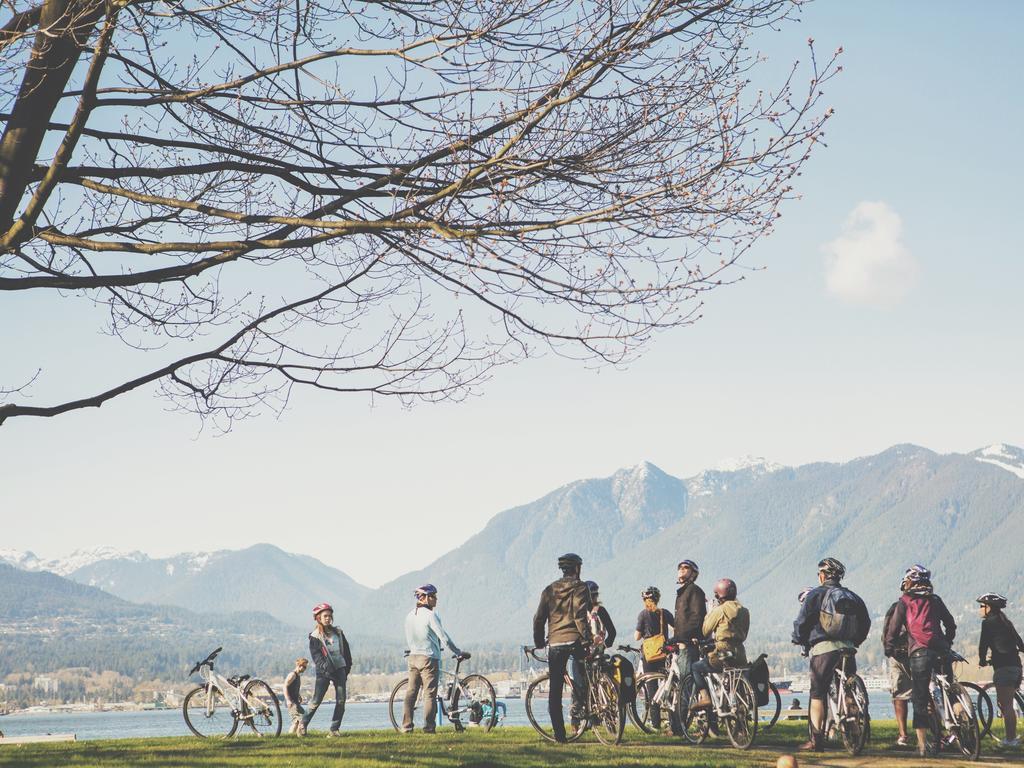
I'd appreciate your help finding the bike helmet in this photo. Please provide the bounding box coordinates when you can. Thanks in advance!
[713,578,737,601]
[903,564,931,584]
[414,584,438,598]
[677,559,700,576]
[557,552,583,569]
[585,580,599,596]
[798,587,814,603]
[976,592,1007,609]
[642,586,661,603]
[817,557,846,580]
[312,602,333,618]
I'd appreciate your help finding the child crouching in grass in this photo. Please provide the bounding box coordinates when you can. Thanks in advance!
[285,658,309,735]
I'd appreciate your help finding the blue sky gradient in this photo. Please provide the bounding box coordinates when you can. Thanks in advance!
[2,1,1021,585]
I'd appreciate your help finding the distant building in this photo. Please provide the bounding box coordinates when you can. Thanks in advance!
[33,676,60,695]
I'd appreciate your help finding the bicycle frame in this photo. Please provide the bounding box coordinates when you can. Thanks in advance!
[199,665,246,715]
[823,653,855,731]
[704,667,747,719]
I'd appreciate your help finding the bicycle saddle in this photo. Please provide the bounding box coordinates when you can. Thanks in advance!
[227,674,251,686]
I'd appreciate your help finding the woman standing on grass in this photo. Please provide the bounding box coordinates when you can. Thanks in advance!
[977,592,1024,748]
[302,602,352,737]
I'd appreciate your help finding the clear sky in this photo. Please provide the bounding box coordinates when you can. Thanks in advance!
[2,1,1022,587]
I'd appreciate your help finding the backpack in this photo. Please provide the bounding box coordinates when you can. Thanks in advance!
[607,654,636,704]
[819,586,861,641]
[746,654,771,707]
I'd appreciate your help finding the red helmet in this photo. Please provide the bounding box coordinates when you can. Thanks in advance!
[714,578,737,602]
[312,602,333,619]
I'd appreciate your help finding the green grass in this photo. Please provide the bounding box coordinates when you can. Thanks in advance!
[1,722,1021,767]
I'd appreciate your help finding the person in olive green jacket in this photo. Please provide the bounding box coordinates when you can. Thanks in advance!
[689,578,750,710]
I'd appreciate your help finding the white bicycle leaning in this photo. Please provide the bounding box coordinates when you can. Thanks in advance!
[183,647,282,738]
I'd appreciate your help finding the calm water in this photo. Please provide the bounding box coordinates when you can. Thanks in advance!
[0,697,898,741]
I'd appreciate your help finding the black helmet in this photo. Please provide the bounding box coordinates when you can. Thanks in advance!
[641,586,661,602]
[585,580,599,595]
[976,592,1007,609]
[557,552,583,569]
[817,557,846,580]
[677,559,700,575]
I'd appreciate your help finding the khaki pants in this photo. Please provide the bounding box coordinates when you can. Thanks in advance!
[402,655,439,732]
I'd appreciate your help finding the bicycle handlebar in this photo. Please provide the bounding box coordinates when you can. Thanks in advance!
[188,646,223,676]
[617,644,642,654]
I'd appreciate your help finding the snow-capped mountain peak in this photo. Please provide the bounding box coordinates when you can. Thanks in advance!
[712,455,784,474]
[973,443,1024,480]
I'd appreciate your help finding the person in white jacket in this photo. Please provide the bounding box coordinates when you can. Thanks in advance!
[401,583,465,733]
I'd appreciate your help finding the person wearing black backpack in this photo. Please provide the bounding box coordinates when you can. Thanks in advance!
[791,557,871,752]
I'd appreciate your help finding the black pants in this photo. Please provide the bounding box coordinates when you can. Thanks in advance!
[809,650,856,702]
[908,649,951,730]
[548,643,587,740]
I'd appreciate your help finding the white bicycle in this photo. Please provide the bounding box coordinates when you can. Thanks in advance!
[183,647,282,738]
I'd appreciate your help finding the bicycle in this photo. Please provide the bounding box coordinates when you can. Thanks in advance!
[680,642,758,749]
[523,645,625,745]
[387,652,497,732]
[618,643,686,735]
[923,650,981,760]
[812,648,869,755]
[182,647,282,738]
[980,679,1023,743]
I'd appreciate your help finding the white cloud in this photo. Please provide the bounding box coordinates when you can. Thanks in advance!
[823,201,918,305]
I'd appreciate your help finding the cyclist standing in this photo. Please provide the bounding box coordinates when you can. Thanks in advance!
[585,581,617,649]
[977,592,1023,748]
[672,559,706,687]
[883,564,956,758]
[401,584,463,734]
[533,552,593,743]
[690,578,749,710]
[303,603,352,736]
[882,581,913,747]
[791,557,870,752]
[634,586,674,729]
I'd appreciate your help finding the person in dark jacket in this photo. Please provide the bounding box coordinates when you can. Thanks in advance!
[585,581,616,648]
[792,557,870,752]
[302,602,352,736]
[882,591,913,747]
[533,552,593,743]
[884,565,956,757]
[635,586,674,730]
[672,558,706,689]
[977,592,1024,747]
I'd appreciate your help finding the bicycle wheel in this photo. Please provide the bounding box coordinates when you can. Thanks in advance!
[839,675,869,756]
[631,672,671,734]
[452,674,497,731]
[676,674,708,744]
[761,681,782,730]
[591,672,625,746]
[240,679,281,737]
[524,673,585,742]
[724,673,757,750]
[949,683,981,760]
[388,679,411,732]
[960,682,993,739]
[183,685,237,738]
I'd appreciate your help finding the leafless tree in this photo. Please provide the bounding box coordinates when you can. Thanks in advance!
[0,0,838,428]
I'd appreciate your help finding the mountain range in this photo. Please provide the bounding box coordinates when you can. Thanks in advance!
[4,443,1023,671]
